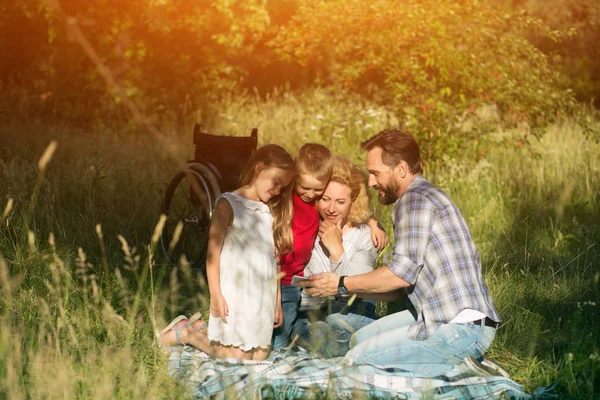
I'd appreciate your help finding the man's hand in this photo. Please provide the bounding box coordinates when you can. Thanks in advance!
[297,272,340,297]
[210,293,229,323]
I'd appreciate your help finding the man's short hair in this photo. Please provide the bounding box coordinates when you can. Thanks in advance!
[295,143,334,182]
[361,128,422,174]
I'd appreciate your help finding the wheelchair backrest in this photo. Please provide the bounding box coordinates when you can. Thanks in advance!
[193,124,258,190]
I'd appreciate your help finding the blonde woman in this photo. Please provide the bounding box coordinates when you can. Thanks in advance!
[292,156,379,357]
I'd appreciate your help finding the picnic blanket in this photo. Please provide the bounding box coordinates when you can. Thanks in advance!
[168,347,557,399]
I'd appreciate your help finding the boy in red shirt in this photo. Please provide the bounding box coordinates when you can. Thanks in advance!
[272,144,388,350]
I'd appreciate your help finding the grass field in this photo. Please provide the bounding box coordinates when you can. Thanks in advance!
[0,90,599,398]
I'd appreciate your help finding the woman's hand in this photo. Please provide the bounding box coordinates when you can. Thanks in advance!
[210,293,229,323]
[318,220,344,261]
[274,303,284,328]
[368,218,389,252]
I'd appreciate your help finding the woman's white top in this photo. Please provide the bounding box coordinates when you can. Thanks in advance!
[207,192,278,351]
[300,224,377,311]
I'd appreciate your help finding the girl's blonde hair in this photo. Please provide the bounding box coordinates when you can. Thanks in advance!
[329,156,372,226]
[238,144,295,256]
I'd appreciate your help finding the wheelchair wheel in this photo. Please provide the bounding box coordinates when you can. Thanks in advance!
[161,164,221,268]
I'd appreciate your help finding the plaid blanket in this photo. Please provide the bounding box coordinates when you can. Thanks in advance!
[168,347,556,399]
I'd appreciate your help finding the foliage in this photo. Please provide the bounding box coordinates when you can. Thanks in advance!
[1,0,286,120]
[272,0,583,161]
[512,0,600,104]
[2,0,599,164]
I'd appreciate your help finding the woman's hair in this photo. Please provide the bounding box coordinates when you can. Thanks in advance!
[295,143,334,182]
[238,144,295,256]
[329,156,372,225]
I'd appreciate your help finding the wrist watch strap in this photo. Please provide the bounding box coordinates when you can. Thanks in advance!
[337,275,348,296]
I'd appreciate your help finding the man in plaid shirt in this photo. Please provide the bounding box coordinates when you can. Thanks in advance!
[301,128,501,376]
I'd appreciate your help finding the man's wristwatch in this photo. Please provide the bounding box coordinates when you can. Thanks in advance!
[337,275,348,296]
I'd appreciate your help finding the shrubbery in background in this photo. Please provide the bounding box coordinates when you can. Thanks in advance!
[513,0,600,104]
[273,0,588,163]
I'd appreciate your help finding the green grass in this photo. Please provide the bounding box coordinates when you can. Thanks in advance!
[0,90,599,398]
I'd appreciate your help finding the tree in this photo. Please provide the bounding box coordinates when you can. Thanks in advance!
[2,0,275,120]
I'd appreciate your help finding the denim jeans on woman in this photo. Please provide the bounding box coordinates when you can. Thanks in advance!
[293,299,378,358]
[345,309,496,377]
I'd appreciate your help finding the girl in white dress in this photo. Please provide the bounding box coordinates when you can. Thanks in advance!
[159,144,295,361]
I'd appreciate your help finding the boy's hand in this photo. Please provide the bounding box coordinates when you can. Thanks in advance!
[274,303,284,328]
[210,293,229,323]
[368,218,389,251]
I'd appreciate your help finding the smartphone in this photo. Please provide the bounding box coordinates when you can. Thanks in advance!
[291,275,310,286]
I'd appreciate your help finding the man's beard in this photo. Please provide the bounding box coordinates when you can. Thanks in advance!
[375,182,400,205]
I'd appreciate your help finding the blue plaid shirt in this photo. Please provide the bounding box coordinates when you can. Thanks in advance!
[388,175,501,340]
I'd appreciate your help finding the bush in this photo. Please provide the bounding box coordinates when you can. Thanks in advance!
[272,0,582,162]
[513,0,600,104]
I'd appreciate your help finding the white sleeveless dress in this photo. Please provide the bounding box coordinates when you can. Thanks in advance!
[207,192,278,351]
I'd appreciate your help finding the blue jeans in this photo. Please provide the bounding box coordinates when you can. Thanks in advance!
[292,300,378,357]
[346,309,497,377]
[272,285,302,350]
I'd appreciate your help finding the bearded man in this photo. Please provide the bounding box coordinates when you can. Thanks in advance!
[299,128,501,376]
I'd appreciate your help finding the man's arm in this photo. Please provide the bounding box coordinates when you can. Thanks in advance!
[300,266,409,298]
[345,265,409,293]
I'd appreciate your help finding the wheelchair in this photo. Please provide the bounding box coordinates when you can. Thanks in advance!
[161,123,258,267]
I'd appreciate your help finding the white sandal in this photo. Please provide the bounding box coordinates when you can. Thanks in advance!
[187,312,209,332]
[156,315,191,348]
